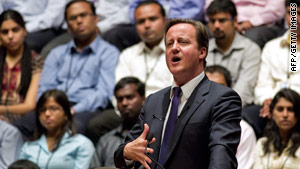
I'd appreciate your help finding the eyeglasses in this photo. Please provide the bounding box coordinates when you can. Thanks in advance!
[67,12,94,22]
[39,106,62,114]
[208,18,233,24]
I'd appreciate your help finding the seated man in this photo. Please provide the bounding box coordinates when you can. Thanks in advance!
[205,65,256,169]
[90,77,145,168]
[37,0,119,134]
[0,120,23,169]
[206,0,261,107]
[86,0,172,144]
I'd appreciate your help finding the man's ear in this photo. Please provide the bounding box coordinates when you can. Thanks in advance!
[198,47,207,60]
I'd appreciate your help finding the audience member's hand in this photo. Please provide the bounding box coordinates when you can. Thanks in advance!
[123,123,156,169]
[259,98,272,118]
[236,21,253,34]
[70,107,76,115]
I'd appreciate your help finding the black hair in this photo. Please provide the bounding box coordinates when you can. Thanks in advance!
[8,159,40,169]
[0,10,32,101]
[263,88,300,157]
[206,0,237,18]
[64,0,96,21]
[135,0,166,17]
[285,0,300,7]
[33,89,76,152]
[205,65,232,87]
[114,77,145,98]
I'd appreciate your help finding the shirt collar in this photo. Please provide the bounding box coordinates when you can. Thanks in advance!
[38,132,71,152]
[69,35,101,55]
[170,71,205,100]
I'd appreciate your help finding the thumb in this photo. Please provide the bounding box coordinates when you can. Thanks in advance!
[140,123,149,140]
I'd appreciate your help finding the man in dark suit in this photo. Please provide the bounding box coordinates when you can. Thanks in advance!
[114,18,241,169]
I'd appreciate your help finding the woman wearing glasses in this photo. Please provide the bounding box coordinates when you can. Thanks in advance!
[0,10,43,123]
[19,89,95,169]
[252,88,300,169]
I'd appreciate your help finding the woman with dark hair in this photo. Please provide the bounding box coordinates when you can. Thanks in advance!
[252,88,300,169]
[0,10,43,123]
[19,89,94,169]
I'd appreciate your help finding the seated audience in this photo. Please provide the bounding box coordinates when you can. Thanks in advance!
[205,65,256,169]
[206,0,261,107]
[90,77,145,168]
[0,10,43,123]
[0,120,23,169]
[8,159,39,169]
[252,88,300,169]
[19,89,94,169]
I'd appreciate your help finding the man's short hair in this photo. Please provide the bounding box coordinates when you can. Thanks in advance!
[114,77,145,98]
[285,0,300,7]
[135,0,166,18]
[64,0,96,21]
[205,65,232,87]
[165,18,209,66]
[206,0,237,18]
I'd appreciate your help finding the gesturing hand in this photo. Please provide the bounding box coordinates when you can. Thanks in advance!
[123,123,156,169]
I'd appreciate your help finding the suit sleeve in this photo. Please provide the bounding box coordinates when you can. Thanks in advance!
[208,89,242,169]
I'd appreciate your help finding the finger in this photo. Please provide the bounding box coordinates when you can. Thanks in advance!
[140,160,151,169]
[149,137,156,144]
[146,147,154,154]
[140,123,149,140]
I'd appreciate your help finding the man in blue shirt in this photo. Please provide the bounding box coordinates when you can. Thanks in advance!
[37,0,119,133]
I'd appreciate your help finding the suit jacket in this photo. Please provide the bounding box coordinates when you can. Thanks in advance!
[114,76,242,169]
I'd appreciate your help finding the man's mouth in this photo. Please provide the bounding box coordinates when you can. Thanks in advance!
[172,57,181,62]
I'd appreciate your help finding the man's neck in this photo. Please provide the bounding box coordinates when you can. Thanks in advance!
[74,32,98,51]
[145,39,162,50]
[216,33,235,54]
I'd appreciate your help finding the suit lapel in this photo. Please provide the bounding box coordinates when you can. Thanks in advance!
[163,77,210,165]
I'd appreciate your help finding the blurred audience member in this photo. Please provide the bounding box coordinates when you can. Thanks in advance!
[19,89,94,169]
[0,0,69,53]
[206,0,261,106]
[36,0,120,136]
[0,10,43,123]
[0,120,23,169]
[252,89,300,169]
[90,77,145,168]
[206,0,285,48]
[8,159,39,169]
[205,65,256,169]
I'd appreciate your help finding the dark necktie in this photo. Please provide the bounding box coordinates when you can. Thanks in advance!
[157,87,182,168]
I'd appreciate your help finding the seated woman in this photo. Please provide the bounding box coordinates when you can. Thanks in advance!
[19,89,95,169]
[252,88,300,169]
[0,10,43,123]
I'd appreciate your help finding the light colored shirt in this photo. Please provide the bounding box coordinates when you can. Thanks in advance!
[0,120,23,169]
[252,137,300,169]
[254,31,300,105]
[94,0,131,34]
[38,35,119,113]
[116,40,172,97]
[129,0,206,23]
[236,120,256,169]
[206,32,261,106]
[19,132,95,169]
[205,0,285,26]
[0,0,68,32]
[91,126,126,168]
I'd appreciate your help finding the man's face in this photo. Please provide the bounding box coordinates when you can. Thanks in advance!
[116,84,145,120]
[165,23,206,85]
[208,12,236,41]
[206,72,228,86]
[66,1,98,40]
[135,3,167,48]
